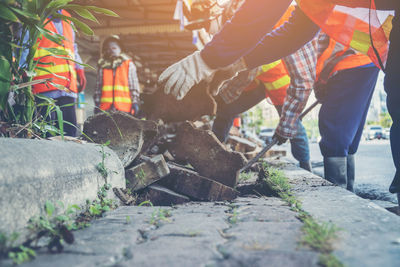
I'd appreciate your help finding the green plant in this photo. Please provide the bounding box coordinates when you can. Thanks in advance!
[8,245,36,265]
[261,165,343,266]
[27,200,81,252]
[0,0,117,138]
[135,168,146,185]
[318,253,345,267]
[149,208,172,227]
[97,141,111,182]
[301,216,339,254]
[227,207,239,224]
[239,172,254,182]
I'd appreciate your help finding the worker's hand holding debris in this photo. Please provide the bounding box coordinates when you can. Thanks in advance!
[218,68,258,104]
[158,51,216,100]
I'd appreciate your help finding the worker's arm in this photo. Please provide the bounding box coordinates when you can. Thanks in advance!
[275,39,318,139]
[201,0,293,69]
[244,6,320,69]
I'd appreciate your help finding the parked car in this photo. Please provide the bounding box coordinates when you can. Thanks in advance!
[258,127,274,143]
[383,128,391,139]
[365,125,383,140]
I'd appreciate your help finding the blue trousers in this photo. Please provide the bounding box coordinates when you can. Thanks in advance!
[213,83,310,164]
[385,10,400,193]
[318,66,379,157]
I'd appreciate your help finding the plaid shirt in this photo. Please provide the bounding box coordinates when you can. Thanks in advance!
[275,33,367,138]
[94,61,141,108]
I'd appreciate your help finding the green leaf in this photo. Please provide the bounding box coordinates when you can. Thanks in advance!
[42,47,69,56]
[45,201,55,217]
[70,7,98,23]
[35,25,65,45]
[0,3,18,22]
[85,6,119,17]
[54,104,64,139]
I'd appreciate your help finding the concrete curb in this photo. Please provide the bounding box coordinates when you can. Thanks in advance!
[278,162,400,267]
[0,138,125,241]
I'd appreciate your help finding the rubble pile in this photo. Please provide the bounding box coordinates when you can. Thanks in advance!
[83,100,280,206]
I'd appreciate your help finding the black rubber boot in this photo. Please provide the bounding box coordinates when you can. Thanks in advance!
[299,161,312,172]
[323,157,347,188]
[389,172,400,194]
[397,193,400,208]
[346,154,355,192]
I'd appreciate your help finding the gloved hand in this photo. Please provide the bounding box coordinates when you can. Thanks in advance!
[131,103,139,116]
[76,69,87,93]
[272,132,287,145]
[158,51,216,100]
[218,68,259,104]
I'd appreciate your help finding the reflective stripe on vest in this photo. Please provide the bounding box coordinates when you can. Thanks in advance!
[33,10,77,94]
[296,0,392,69]
[316,34,373,81]
[100,60,132,113]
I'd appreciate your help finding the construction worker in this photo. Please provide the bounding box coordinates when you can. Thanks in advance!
[32,9,86,137]
[94,35,140,116]
[159,1,399,203]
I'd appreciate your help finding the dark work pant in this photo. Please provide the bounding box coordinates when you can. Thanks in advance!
[385,10,400,193]
[38,96,78,137]
[212,83,310,164]
[318,66,379,157]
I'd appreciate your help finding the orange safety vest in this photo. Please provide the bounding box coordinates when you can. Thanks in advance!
[316,35,372,81]
[100,60,132,113]
[296,0,392,69]
[33,10,77,94]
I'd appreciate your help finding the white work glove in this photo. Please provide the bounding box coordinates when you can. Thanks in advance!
[158,51,216,100]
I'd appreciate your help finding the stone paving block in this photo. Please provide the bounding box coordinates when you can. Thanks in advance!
[139,185,190,206]
[142,81,216,123]
[169,122,247,187]
[83,112,158,167]
[126,155,170,191]
[158,163,238,201]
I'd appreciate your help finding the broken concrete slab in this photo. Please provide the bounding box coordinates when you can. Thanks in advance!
[138,185,190,206]
[0,138,125,242]
[83,112,158,167]
[142,81,216,123]
[169,122,247,187]
[126,155,170,191]
[158,163,238,201]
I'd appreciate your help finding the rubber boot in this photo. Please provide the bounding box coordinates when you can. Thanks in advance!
[299,161,312,172]
[389,172,400,194]
[346,154,355,192]
[323,157,347,188]
[397,193,400,208]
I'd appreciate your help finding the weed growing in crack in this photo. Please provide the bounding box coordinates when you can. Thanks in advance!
[261,164,342,267]
[318,253,345,267]
[227,208,239,224]
[135,168,146,185]
[96,141,112,182]
[149,208,172,227]
[8,246,36,265]
[300,216,340,254]
[27,201,80,252]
